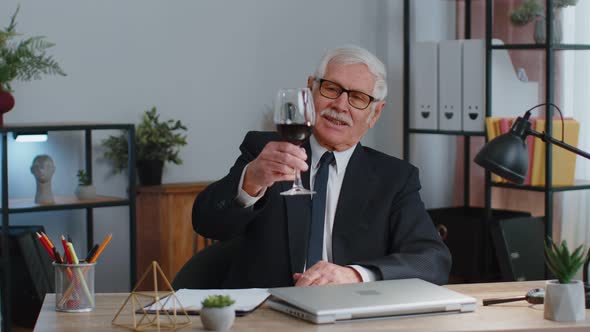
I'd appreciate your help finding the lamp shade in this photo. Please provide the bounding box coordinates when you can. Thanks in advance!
[474,132,529,184]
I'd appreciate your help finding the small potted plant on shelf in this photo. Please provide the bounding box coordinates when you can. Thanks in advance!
[75,169,96,200]
[0,5,66,124]
[510,0,578,44]
[544,237,587,322]
[200,294,236,331]
[101,106,188,186]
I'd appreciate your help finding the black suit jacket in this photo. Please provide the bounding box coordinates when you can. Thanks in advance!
[193,131,451,288]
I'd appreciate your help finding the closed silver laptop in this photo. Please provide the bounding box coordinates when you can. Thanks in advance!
[267,278,476,324]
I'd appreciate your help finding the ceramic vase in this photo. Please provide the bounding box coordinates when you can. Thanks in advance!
[0,87,15,126]
[534,11,562,45]
[200,305,235,331]
[75,185,96,200]
[544,280,586,322]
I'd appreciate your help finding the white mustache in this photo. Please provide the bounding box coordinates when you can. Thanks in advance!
[320,109,353,126]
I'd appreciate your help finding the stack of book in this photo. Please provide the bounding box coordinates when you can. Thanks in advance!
[485,117,580,186]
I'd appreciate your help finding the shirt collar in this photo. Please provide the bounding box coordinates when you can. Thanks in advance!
[309,135,356,175]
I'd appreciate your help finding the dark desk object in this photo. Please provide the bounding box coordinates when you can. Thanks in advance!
[491,216,545,282]
[135,182,213,289]
[429,207,531,283]
[172,237,241,290]
[583,250,590,309]
[0,225,54,328]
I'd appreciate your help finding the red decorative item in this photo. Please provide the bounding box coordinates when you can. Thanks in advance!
[0,88,15,126]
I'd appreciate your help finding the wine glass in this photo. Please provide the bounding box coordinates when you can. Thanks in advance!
[274,88,315,196]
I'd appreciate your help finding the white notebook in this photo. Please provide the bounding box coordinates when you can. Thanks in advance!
[145,288,269,315]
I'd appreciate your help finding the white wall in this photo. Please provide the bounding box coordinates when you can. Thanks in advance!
[0,0,405,291]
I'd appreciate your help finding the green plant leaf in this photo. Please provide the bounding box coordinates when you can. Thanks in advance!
[76,169,91,186]
[545,237,585,284]
[0,5,65,92]
[201,295,235,308]
[101,107,187,174]
[545,245,566,279]
[571,245,584,262]
[510,0,544,26]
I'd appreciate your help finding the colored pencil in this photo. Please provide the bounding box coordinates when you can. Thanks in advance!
[88,233,112,263]
[36,232,56,260]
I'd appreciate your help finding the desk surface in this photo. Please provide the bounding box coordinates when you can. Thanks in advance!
[35,281,590,332]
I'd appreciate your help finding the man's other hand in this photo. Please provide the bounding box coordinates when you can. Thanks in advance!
[293,261,362,286]
[242,141,308,196]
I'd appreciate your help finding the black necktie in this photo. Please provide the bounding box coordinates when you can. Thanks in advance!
[307,151,335,268]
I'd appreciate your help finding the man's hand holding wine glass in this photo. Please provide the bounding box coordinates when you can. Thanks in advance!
[242,141,308,197]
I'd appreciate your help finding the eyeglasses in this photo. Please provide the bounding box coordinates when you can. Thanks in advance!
[315,78,377,110]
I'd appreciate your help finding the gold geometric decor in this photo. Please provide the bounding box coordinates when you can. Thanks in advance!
[112,261,192,331]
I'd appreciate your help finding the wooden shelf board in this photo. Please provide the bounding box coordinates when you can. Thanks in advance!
[136,181,213,194]
[8,195,127,210]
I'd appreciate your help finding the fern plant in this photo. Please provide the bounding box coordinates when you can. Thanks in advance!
[545,237,586,284]
[102,106,188,173]
[201,295,235,308]
[0,6,66,92]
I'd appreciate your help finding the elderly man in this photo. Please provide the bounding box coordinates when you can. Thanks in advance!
[192,46,451,288]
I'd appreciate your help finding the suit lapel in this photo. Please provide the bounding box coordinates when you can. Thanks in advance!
[282,141,312,275]
[332,144,375,264]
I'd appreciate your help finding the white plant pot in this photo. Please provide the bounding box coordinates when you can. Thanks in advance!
[544,280,586,322]
[200,305,235,331]
[75,185,96,200]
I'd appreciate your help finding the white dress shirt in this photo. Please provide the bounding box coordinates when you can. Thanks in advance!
[236,135,378,282]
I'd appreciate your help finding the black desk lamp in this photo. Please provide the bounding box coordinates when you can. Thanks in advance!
[475,103,590,306]
[474,103,590,184]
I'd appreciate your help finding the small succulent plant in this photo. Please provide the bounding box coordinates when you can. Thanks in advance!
[545,237,586,284]
[201,295,235,308]
[76,169,91,186]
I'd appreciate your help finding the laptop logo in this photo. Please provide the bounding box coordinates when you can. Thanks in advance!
[355,290,380,296]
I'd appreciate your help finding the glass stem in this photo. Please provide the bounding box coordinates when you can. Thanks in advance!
[292,169,304,190]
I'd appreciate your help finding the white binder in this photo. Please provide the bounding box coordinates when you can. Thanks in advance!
[438,40,462,131]
[411,42,438,130]
[462,39,485,132]
[491,39,538,118]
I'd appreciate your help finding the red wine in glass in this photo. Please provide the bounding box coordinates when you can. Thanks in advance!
[274,88,316,195]
[276,122,313,145]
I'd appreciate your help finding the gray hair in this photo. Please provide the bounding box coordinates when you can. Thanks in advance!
[313,46,387,101]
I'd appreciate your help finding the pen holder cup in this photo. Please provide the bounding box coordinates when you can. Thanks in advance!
[53,262,96,312]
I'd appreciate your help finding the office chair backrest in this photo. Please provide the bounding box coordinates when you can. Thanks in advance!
[171,237,241,289]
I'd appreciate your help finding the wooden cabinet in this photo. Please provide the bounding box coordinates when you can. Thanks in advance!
[135,182,212,285]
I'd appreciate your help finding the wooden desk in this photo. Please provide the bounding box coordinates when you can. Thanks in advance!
[34,281,590,331]
[135,182,213,286]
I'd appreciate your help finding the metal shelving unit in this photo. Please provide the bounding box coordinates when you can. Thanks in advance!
[403,0,590,283]
[402,0,502,283]
[0,123,136,331]
[484,0,590,256]
[403,0,479,214]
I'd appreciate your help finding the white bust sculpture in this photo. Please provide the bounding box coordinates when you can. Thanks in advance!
[31,154,56,204]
